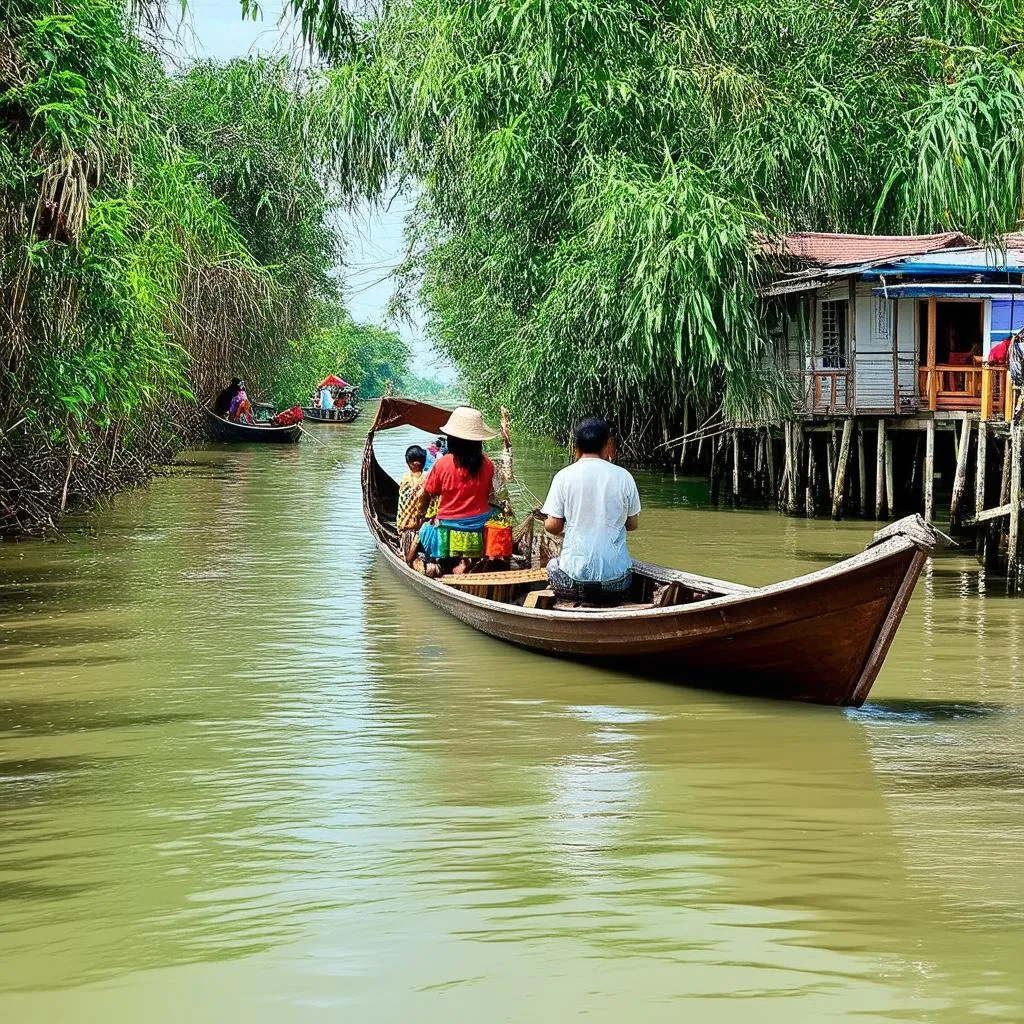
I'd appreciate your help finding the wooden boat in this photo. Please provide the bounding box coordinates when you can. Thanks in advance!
[205,408,302,444]
[362,397,938,706]
[301,405,361,423]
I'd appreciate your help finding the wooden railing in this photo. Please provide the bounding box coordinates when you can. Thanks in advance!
[919,363,1018,420]
[982,364,1018,422]
[793,369,853,414]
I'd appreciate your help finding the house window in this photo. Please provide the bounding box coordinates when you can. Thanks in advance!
[821,300,848,369]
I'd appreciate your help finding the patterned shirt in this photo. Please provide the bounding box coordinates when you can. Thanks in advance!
[397,470,428,530]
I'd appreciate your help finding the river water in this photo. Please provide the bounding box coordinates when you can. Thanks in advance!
[1,410,1021,1022]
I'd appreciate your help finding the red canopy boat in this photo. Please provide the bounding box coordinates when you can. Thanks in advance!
[316,374,352,390]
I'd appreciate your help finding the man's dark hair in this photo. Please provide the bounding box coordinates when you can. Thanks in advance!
[574,417,611,455]
[405,444,427,466]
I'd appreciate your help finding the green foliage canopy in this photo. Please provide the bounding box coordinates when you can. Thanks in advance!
[295,0,1024,442]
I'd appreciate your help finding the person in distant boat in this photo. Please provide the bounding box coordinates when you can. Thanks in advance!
[419,408,502,574]
[341,391,355,412]
[319,386,334,412]
[397,444,429,565]
[541,417,640,606]
[424,435,447,472]
[228,381,252,423]
[213,378,242,416]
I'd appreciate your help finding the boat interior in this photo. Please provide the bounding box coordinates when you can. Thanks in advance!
[364,444,736,612]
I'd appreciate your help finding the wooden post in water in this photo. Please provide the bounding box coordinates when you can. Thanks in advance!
[805,434,816,518]
[765,428,776,505]
[975,422,988,516]
[709,435,722,505]
[832,418,853,520]
[680,400,690,468]
[857,421,867,517]
[885,435,895,516]
[1009,424,1022,589]
[781,422,792,511]
[949,416,972,528]
[924,418,935,522]
[825,431,835,498]
[732,429,740,505]
[1001,432,1012,504]
[975,422,988,557]
[875,419,886,518]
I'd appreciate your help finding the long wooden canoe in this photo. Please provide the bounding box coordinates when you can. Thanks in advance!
[362,397,937,706]
[205,409,302,444]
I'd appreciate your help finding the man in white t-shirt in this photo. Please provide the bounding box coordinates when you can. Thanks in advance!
[541,417,641,605]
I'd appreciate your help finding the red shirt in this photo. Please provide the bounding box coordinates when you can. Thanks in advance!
[988,338,1012,364]
[423,453,494,520]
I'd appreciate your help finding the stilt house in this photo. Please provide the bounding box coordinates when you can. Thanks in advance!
[765,232,1024,422]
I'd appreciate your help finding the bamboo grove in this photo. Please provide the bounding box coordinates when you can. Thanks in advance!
[5,0,1024,531]
[0,0,403,532]
[295,0,1024,452]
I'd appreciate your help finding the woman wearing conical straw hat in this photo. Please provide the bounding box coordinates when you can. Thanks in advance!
[418,407,504,574]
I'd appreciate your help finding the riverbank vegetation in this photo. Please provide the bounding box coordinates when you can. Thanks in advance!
[0,0,394,533]
[6,0,1022,533]
[297,0,1024,454]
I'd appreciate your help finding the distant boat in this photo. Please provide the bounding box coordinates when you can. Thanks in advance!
[362,396,939,707]
[205,409,301,444]
[301,404,361,423]
[305,375,361,423]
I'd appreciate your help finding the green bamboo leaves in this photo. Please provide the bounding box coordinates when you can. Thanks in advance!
[292,0,1024,444]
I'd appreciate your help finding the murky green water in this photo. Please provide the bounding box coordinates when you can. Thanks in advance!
[1,409,1021,1022]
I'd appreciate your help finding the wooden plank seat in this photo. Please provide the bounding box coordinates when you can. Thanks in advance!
[439,567,549,587]
[439,566,550,604]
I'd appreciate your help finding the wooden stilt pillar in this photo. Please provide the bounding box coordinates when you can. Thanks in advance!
[732,429,740,505]
[795,422,805,513]
[680,400,690,468]
[709,435,723,505]
[1009,424,1022,589]
[975,422,988,516]
[825,433,835,498]
[975,423,988,558]
[875,419,886,518]
[781,422,792,511]
[857,421,867,517]
[949,416,972,528]
[805,434,816,518]
[1001,432,1012,504]
[832,418,853,520]
[766,427,776,506]
[885,436,895,515]
[924,418,935,522]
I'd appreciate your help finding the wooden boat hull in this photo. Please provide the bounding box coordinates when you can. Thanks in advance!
[372,532,924,705]
[301,406,361,423]
[361,397,936,706]
[205,409,302,443]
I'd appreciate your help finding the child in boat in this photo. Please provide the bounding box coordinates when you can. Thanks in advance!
[397,444,429,565]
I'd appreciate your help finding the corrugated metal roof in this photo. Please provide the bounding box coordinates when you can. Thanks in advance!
[893,248,1024,271]
[768,231,976,266]
[870,284,1024,298]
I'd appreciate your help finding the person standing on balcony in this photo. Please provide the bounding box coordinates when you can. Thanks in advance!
[987,329,1024,421]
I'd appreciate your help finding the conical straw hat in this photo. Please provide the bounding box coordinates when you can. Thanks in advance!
[440,406,499,441]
